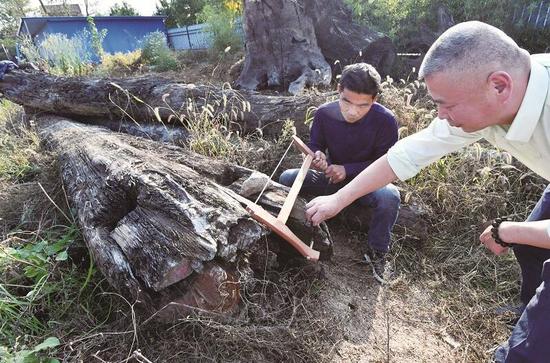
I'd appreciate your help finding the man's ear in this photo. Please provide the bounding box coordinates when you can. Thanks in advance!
[488,71,512,98]
[337,83,342,93]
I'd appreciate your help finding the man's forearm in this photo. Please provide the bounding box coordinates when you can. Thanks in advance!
[335,155,397,207]
[500,220,550,249]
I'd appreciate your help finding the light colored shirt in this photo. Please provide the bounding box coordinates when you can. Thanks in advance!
[387,54,550,182]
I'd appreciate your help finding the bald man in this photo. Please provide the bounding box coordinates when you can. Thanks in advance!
[305,21,550,362]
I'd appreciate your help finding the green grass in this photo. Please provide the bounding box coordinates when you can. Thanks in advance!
[0,100,40,183]
[0,100,115,362]
[0,225,92,361]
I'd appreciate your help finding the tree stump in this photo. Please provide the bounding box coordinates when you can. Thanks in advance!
[235,0,396,93]
[36,114,333,319]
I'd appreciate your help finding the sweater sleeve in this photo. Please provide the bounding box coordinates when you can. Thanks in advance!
[308,109,328,155]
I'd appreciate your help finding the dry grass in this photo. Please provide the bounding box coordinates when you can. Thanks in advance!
[377,77,545,360]
[0,72,546,362]
[56,270,342,362]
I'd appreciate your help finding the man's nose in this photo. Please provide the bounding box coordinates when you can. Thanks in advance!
[348,106,360,115]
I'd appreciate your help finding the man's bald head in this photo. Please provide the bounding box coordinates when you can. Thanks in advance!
[419,21,530,80]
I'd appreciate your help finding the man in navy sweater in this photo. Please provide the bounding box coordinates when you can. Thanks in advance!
[279,63,400,283]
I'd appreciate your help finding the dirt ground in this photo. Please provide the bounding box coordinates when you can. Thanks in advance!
[311,227,459,362]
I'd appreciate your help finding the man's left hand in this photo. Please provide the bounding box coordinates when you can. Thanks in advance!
[325,164,346,184]
[480,225,509,255]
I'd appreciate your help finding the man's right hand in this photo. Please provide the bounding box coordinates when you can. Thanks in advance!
[305,193,343,226]
[311,150,328,171]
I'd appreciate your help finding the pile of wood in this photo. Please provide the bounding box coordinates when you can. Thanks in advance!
[0,69,426,320]
[1,69,335,320]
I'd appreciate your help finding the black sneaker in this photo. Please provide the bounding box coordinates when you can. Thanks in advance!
[363,246,392,284]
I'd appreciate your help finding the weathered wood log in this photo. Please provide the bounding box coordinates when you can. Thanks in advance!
[36,114,332,318]
[1,69,331,136]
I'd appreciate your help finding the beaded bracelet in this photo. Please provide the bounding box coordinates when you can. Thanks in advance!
[491,218,515,248]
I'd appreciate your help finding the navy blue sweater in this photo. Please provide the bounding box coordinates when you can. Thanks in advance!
[309,101,398,179]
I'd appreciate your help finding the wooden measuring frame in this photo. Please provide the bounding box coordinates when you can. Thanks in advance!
[244,135,321,261]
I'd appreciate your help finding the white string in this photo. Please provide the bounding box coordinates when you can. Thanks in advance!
[254,138,294,204]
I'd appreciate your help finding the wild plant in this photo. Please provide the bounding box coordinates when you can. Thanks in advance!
[141,31,178,72]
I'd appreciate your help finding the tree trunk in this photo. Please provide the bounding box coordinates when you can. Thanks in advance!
[235,0,332,94]
[235,0,396,93]
[0,69,330,136]
[308,0,396,76]
[36,114,332,319]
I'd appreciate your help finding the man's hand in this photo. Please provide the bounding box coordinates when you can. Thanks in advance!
[311,150,328,171]
[325,164,346,184]
[479,225,509,256]
[306,194,344,226]
[0,60,18,80]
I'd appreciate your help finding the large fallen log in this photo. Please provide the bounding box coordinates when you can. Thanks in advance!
[1,69,331,136]
[36,114,332,319]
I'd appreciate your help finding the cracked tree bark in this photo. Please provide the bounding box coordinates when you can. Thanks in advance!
[0,69,330,137]
[36,114,332,319]
[235,0,396,94]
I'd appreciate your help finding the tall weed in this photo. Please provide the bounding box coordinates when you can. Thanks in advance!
[198,3,243,57]
[141,31,178,72]
[0,100,39,182]
[19,33,94,76]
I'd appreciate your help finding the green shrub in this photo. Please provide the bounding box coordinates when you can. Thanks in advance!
[0,37,16,61]
[198,3,243,57]
[344,0,547,54]
[141,31,178,71]
[86,16,107,58]
[509,26,550,53]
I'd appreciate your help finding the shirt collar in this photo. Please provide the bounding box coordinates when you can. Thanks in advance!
[506,57,549,142]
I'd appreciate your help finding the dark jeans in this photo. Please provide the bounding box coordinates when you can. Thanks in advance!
[279,169,400,253]
[495,184,550,362]
[514,184,550,305]
[495,260,550,362]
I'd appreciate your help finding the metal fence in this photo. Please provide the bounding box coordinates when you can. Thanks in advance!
[513,0,550,28]
[167,20,244,50]
[167,24,212,50]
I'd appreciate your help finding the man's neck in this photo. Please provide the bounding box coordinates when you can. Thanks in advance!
[501,70,531,126]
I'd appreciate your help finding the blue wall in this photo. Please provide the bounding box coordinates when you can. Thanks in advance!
[20,16,167,61]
